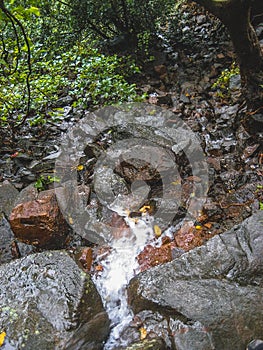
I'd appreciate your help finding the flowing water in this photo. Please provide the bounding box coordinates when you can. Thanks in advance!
[92,208,154,349]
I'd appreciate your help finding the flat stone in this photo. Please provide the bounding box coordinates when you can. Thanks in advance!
[0,250,110,350]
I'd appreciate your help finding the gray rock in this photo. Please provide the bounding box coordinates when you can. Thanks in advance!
[196,15,207,25]
[0,250,110,349]
[229,74,241,91]
[128,211,263,350]
[13,183,38,206]
[0,181,19,217]
[55,96,74,107]
[0,215,15,264]
[124,338,166,350]
[247,339,263,350]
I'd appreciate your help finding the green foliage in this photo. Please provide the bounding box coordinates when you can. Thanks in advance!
[70,0,175,46]
[212,62,240,97]
[0,0,147,126]
[34,174,60,191]
[0,39,145,125]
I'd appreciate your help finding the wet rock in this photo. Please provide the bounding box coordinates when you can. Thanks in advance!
[248,339,263,350]
[207,156,221,171]
[0,180,19,217]
[203,199,222,221]
[154,65,167,76]
[173,220,211,251]
[14,183,38,205]
[0,215,15,264]
[123,338,166,350]
[16,167,36,183]
[137,239,178,272]
[229,74,241,91]
[0,250,110,350]
[29,158,56,174]
[244,113,263,134]
[128,211,263,350]
[9,188,70,248]
[242,144,260,160]
[196,14,206,24]
[179,93,190,104]
[76,246,93,272]
[55,95,74,107]
[219,182,261,221]
[219,170,245,191]
[155,94,173,106]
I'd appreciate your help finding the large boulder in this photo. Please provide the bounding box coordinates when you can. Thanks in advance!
[9,189,70,249]
[0,250,110,349]
[128,211,263,350]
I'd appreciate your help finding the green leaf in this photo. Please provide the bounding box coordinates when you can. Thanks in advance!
[27,6,40,16]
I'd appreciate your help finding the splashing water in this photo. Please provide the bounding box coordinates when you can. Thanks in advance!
[92,209,153,349]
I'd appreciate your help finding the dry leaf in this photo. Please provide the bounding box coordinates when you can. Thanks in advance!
[139,205,151,213]
[154,225,162,237]
[0,331,6,347]
[139,327,147,340]
[77,164,84,171]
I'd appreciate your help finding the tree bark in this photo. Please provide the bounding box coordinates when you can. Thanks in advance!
[193,0,263,112]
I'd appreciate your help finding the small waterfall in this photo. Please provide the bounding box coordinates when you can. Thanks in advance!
[92,211,153,349]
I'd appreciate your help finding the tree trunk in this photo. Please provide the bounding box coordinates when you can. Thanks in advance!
[193,0,263,112]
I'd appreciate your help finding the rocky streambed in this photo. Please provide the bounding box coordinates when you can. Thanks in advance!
[0,102,262,350]
[0,3,263,349]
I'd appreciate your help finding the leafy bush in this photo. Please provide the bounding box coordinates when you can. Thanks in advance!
[0,39,145,125]
[70,0,175,47]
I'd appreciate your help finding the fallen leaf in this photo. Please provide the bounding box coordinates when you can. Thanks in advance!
[172,179,181,185]
[77,164,84,171]
[95,265,103,272]
[0,331,6,347]
[154,225,162,237]
[139,205,151,213]
[139,327,147,340]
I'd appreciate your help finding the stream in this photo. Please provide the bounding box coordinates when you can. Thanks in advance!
[92,208,154,349]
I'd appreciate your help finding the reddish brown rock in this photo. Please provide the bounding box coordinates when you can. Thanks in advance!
[77,247,93,272]
[108,212,132,240]
[174,220,214,251]
[154,64,167,76]
[207,157,221,171]
[174,221,201,250]
[137,239,177,272]
[9,189,70,248]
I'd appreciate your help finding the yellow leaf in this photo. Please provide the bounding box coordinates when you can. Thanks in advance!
[154,225,162,237]
[139,205,151,213]
[69,217,74,225]
[195,225,202,230]
[0,331,6,347]
[139,327,147,340]
[77,164,84,171]
[172,179,181,185]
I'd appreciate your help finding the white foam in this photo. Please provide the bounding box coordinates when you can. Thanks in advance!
[92,211,153,349]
